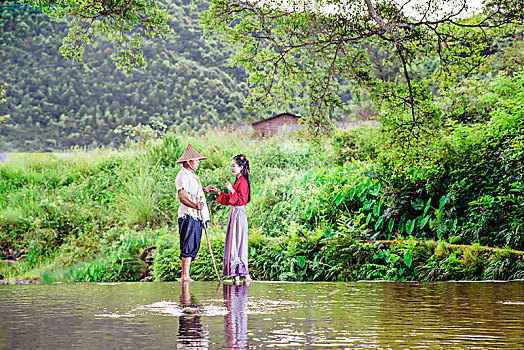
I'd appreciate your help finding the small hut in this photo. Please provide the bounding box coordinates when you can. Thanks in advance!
[251,112,302,137]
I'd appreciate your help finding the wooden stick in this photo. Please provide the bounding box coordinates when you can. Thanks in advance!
[204,223,221,282]
[200,210,221,282]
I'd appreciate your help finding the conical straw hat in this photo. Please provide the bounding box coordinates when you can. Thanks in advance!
[175,144,207,164]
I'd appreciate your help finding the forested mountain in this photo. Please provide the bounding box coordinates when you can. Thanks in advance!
[0,0,259,151]
[3,0,513,152]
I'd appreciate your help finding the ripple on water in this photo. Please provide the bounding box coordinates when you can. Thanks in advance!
[0,281,523,349]
[498,301,524,305]
[95,313,135,318]
[135,300,230,317]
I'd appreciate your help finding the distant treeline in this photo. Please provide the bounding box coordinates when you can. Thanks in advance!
[1,0,519,152]
[0,0,258,151]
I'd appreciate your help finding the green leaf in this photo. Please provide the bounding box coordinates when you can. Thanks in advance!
[302,171,312,185]
[383,249,391,264]
[404,251,413,268]
[423,198,432,216]
[366,212,373,226]
[349,187,357,200]
[388,218,395,233]
[406,219,416,236]
[292,196,299,210]
[420,215,431,229]
[439,194,449,208]
[324,229,336,238]
[305,204,312,220]
[374,217,384,230]
[370,182,381,196]
[296,256,306,269]
[411,198,424,211]
[373,203,381,217]
[335,192,345,206]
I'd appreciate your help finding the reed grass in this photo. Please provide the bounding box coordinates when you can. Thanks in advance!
[0,125,522,282]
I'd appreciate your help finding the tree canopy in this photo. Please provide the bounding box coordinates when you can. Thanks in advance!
[0,84,8,124]
[1,0,259,151]
[201,0,524,141]
[29,0,173,74]
[24,0,524,149]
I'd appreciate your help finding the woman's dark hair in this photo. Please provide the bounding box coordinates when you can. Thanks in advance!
[233,154,251,203]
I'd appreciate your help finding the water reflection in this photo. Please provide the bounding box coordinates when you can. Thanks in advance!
[1,281,522,349]
[177,281,209,349]
[223,283,250,349]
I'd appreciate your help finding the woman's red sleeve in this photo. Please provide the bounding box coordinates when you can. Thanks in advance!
[216,177,249,206]
[216,191,231,205]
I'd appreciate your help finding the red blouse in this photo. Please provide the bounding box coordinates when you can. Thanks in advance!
[217,176,250,206]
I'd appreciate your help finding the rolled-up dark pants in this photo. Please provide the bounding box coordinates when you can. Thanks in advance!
[178,215,203,260]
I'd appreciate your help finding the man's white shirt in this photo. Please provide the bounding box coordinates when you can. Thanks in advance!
[175,167,210,222]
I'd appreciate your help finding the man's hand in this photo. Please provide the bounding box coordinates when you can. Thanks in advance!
[203,185,218,193]
[178,189,205,210]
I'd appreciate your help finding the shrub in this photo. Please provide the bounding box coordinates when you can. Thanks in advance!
[151,227,225,281]
[331,125,379,164]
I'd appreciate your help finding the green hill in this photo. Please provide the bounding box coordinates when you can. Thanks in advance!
[0,0,255,151]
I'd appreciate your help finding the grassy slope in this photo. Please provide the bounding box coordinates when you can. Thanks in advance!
[0,128,522,283]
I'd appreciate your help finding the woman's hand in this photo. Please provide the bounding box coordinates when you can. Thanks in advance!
[204,185,217,193]
[195,202,204,210]
[225,180,235,193]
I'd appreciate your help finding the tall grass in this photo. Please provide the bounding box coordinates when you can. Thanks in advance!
[117,165,162,227]
[0,120,522,282]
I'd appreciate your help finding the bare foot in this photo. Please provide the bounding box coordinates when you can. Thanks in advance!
[242,275,252,282]
[180,277,194,282]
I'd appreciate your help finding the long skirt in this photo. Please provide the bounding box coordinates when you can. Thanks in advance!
[223,205,249,277]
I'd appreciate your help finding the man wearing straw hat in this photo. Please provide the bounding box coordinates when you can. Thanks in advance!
[175,144,213,282]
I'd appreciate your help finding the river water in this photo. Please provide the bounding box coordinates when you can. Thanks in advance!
[0,281,523,349]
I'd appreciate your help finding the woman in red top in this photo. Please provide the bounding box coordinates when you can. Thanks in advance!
[211,154,251,283]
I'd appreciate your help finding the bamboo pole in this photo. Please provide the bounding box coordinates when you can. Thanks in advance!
[200,210,221,282]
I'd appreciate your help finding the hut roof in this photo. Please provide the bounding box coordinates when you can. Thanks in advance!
[252,112,301,126]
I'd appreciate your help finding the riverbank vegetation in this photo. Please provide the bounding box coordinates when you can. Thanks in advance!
[1,63,523,282]
[1,1,523,284]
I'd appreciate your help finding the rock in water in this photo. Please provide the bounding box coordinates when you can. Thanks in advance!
[13,249,21,259]
[181,307,199,315]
